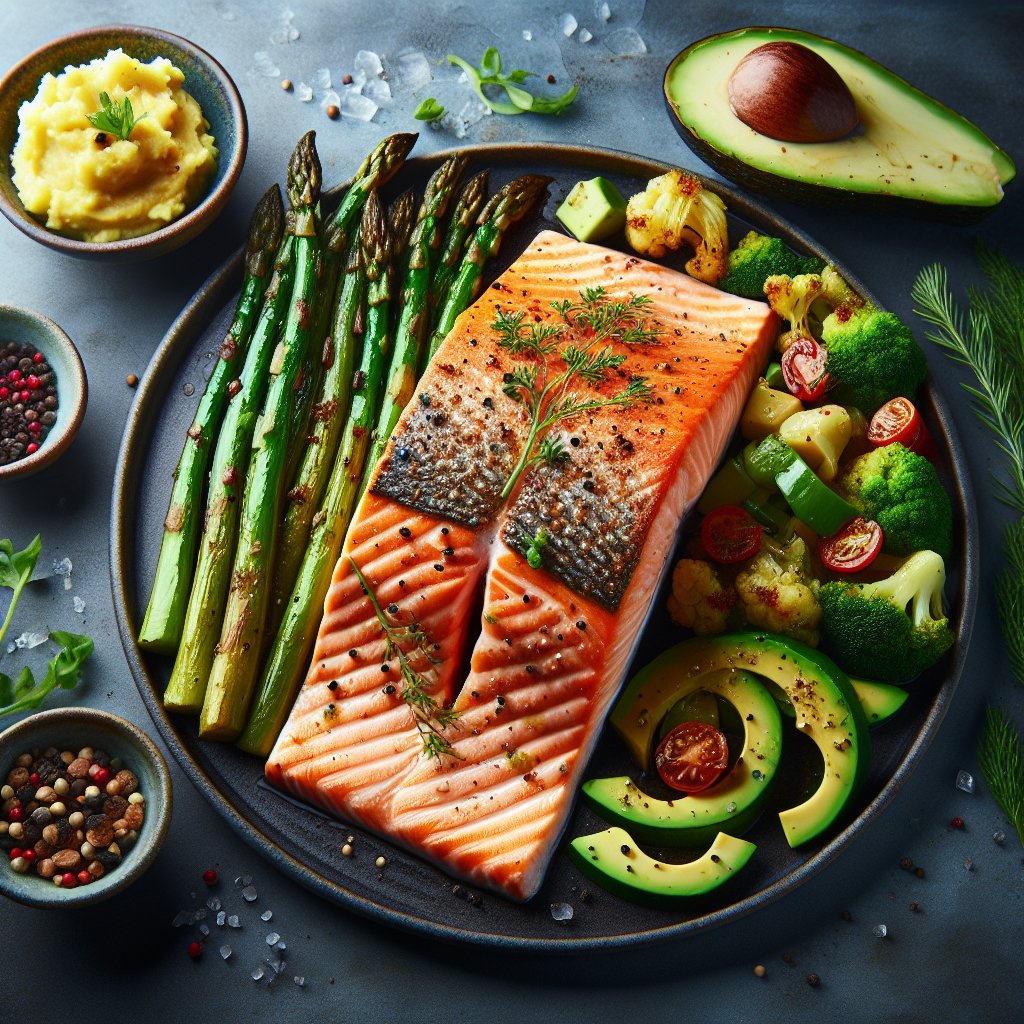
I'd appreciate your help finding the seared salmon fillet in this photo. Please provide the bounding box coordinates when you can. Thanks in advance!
[267,229,778,896]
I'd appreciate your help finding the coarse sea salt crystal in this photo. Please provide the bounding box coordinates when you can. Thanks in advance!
[363,77,392,107]
[320,89,341,111]
[597,1,611,20]
[216,910,226,926]
[53,557,72,579]
[560,13,578,36]
[390,48,432,91]
[251,967,264,982]
[355,49,384,79]
[261,909,273,921]
[293,976,305,987]
[296,82,313,102]
[253,51,281,77]
[338,90,378,122]
[241,884,258,902]
[5,641,14,655]
[579,28,593,42]
[207,896,222,912]
[14,631,48,650]
[199,923,210,937]
[227,915,242,928]
[955,770,976,794]
[219,944,232,960]
[873,923,888,938]
[551,902,574,921]
[72,596,85,614]
[523,29,533,41]
[314,67,332,91]
[604,27,647,55]
[265,931,281,945]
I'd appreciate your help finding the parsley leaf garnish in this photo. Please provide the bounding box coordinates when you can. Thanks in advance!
[86,91,149,141]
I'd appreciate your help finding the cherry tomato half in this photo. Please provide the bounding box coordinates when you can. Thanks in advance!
[819,516,884,574]
[868,397,935,458]
[781,337,830,402]
[700,504,762,564]
[655,721,730,793]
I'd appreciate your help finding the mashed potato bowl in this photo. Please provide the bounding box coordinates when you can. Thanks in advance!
[0,26,246,260]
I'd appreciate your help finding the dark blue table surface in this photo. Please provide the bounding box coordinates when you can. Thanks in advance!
[2,2,1022,1020]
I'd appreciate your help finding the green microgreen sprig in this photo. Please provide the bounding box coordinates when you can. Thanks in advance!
[86,91,149,141]
[349,558,461,761]
[447,47,578,117]
[413,98,446,121]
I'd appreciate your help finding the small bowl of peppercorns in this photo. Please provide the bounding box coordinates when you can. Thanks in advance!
[0,304,87,480]
[0,706,171,908]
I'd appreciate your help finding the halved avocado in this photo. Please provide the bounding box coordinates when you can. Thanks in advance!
[569,827,756,905]
[664,28,1015,219]
[584,669,783,847]
[609,633,871,848]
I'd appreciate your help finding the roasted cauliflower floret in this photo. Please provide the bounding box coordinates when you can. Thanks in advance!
[734,545,821,645]
[667,559,738,635]
[625,170,729,284]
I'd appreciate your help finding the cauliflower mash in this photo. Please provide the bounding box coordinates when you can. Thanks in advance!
[11,48,218,242]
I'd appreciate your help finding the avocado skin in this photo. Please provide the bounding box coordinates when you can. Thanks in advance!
[663,29,1015,222]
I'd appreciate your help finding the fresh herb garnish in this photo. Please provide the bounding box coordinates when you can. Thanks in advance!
[0,631,93,719]
[496,287,656,498]
[978,704,1024,848]
[349,558,461,761]
[912,245,1024,848]
[0,534,41,650]
[521,527,550,570]
[86,91,149,142]
[447,47,578,117]
[413,97,446,121]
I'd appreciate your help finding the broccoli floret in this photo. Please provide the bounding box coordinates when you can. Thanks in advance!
[818,550,954,682]
[764,272,825,352]
[822,308,927,414]
[625,170,729,284]
[666,559,738,635]
[719,231,825,300]
[835,444,953,559]
[734,538,821,645]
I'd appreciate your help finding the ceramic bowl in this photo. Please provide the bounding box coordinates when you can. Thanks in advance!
[0,305,87,481]
[0,24,247,260]
[0,707,172,908]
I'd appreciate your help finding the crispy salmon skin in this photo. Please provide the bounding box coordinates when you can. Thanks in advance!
[267,229,777,898]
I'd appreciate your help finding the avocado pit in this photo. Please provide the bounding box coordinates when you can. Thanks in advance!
[728,41,859,143]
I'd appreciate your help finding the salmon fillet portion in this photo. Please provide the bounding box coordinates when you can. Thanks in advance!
[267,229,777,894]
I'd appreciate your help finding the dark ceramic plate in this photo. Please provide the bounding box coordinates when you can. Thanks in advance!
[110,143,977,952]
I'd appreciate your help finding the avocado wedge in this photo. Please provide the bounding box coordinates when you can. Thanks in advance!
[664,27,1015,219]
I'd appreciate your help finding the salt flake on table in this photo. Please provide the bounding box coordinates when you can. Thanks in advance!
[296,82,313,102]
[551,902,574,921]
[597,0,611,20]
[241,884,258,902]
[253,52,281,77]
[14,631,48,650]
[265,931,281,945]
[354,50,384,80]
[219,944,233,960]
[390,48,432,91]
[72,596,85,613]
[579,28,593,42]
[523,29,533,41]
[955,770,976,794]
[261,909,273,921]
[363,77,392,107]
[560,13,579,36]
[338,90,379,122]
[313,68,332,92]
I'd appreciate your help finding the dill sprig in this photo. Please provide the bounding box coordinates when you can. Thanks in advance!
[495,287,657,499]
[349,558,461,761]
[911,262,1024,512]
[978,704,1024,848]
[86,91,148,141]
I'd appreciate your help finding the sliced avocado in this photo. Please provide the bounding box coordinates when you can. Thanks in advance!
[555,176,627,242]
[569,826,756,905]
[664,28,1015,218]
[585,669,783,847]
[767,676,908,726]
[610,633,871,848]
[657,687,720,737]
[850,678,909,725]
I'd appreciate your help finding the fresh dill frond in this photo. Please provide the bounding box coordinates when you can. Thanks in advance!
[996,518,1024,687]
[349,558,461,761]
[911,262,1024,513]
[978,703,1024,848]
[86,91,148,141]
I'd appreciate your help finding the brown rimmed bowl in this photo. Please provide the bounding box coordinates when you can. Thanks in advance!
[0,24,247,261]
[0,304,87,481]
[0,707,172,908]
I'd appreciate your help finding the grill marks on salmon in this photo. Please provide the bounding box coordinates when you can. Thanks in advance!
[267,229,778,898]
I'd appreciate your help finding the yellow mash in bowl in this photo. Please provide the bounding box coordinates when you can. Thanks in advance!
[11,48,218,242]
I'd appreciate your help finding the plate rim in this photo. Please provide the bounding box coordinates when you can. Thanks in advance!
[109,140,979,952]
